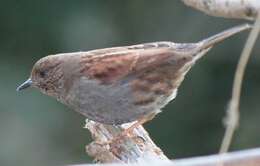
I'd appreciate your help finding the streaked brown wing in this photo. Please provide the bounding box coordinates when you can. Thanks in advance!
[79,42,178,84]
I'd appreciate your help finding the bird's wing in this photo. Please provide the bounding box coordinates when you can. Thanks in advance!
[79,42,188,84]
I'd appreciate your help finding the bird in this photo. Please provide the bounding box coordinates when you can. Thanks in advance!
[17,24,250,133]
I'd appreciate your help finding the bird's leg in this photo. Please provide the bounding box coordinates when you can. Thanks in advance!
[103,112,157,145]
[121,113,156,137]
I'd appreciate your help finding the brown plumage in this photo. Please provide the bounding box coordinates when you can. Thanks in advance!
[17,24,250,127]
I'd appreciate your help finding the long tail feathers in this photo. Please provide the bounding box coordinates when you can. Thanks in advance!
[198,24,251,50]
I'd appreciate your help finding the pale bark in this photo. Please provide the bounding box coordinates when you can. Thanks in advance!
[85,120,169,163]
[182,0,260,20]
[70,148,260,166]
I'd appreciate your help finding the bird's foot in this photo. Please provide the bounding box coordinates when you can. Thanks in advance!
[94,115,156,147]
[94,121,143,147]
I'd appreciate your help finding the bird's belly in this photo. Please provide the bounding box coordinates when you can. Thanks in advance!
[65,77,175,125]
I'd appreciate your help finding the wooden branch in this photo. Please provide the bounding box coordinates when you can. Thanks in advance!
[220,12,260,154]
[181,0,260,156]
[84,120,169,163]
[70,148,260,166]
[174,148,260,166]
[182,0,260,20]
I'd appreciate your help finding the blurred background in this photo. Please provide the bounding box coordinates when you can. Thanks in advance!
[0,0,259,166]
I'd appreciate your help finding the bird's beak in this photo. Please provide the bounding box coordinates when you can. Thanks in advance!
[16,78,33,91]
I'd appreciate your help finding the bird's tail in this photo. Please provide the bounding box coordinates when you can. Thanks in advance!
[198,24,251,50]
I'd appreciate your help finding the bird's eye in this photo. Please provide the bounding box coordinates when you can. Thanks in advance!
[39,70,47,78]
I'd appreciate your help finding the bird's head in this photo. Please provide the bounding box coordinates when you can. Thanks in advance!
[17,54,65,98]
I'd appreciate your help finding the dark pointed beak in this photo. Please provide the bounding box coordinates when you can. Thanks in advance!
[16,78,33,91]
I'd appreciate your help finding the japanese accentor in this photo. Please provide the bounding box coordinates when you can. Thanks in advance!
[17,24,250,126]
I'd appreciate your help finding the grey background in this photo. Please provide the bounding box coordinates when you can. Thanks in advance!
[0,0,259,166]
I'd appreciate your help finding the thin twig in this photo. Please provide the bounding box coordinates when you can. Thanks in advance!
[219,13,260,153]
